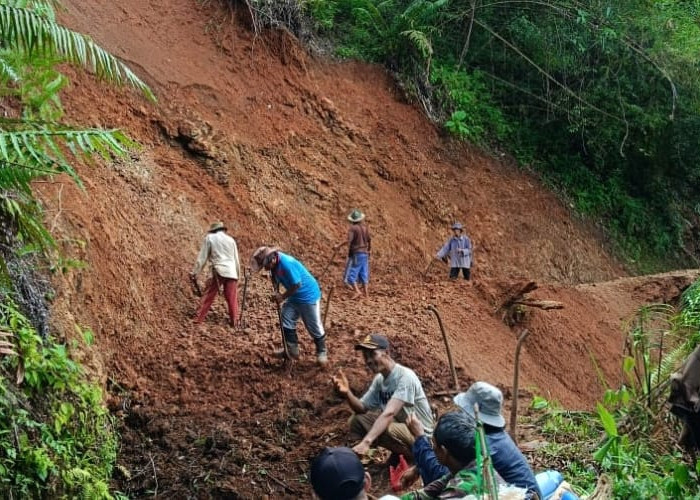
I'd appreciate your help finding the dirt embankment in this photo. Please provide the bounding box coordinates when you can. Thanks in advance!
[29,0,699,497]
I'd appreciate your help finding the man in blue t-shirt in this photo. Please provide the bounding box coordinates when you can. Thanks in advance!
[250,246,327,366]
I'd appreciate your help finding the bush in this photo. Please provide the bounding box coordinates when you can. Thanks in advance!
[0,301,117,498]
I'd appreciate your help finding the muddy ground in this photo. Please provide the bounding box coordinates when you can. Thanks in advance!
[28,0,700,497]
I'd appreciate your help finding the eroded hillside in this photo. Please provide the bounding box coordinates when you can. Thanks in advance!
[27,0,699,496]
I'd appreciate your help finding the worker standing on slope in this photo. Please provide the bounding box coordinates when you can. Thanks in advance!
[250,246,328,366]
[190,221,241,327]
[336,209,371,299]
[436,222,472,281]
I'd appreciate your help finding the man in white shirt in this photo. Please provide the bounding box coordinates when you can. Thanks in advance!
[190,221,241,327]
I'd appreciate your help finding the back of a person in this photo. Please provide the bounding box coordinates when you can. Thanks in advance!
[486,430,541,498]
[276,252,321,303]
[349,224,370,255]
[207,231,238,266]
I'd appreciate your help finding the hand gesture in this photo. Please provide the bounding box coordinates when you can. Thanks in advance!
[405,413,424,438]
[332,370,349,395]
[400,465,420,490]
[352,440,371,456]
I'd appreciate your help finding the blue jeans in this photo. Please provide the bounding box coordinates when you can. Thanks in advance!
[280,300,325,340]
[344,252,370,285]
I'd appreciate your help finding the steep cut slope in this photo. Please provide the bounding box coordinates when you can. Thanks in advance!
[29,0,697,497]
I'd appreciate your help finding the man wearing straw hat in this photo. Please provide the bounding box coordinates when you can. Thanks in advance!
[435,222,472,280]
[250,246,328,366]
[190,221,241,327]
[335,209,371,299]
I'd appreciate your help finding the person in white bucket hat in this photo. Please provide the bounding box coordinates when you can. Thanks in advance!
[453,382,541,499]
[401,382,542,499]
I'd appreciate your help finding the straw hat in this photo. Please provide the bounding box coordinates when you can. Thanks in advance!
[249,246,281,272]
[209,221,227,232]
[348,209,365,223]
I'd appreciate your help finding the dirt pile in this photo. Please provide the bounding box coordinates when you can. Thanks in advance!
[29,0,699,497]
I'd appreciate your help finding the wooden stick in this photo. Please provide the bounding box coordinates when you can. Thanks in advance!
[323,284,335,330]
[321,247,340,280]
[422,259,436,279]
[509,329,530,440]
[427,305,459,391]
[513,299,563,310]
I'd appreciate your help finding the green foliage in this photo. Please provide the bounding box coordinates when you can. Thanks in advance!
[305,0,700,269]
[0,300,117,498]
[531,278,700,497]
[0,0,150,285]
[431,64,511,143]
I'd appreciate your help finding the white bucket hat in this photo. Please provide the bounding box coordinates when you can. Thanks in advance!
[453,381,506,428]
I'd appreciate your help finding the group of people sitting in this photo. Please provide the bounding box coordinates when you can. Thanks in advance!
[317,333,543,499]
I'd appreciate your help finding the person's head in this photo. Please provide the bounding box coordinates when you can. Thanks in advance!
[432,411,477,473]
[348,209,365,225]
[208,221,227,233]
[451,222,463,235]
[309,447,371,500]
[262,251,279,271]
[354,333,394,374]
[249,246,281,273]
[453,381,506,429]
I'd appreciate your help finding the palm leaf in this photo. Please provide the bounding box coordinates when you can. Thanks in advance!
[0,54,19,81]
[0,4,154,100]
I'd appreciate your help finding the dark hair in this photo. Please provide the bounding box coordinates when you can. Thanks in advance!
[434,411,477,465]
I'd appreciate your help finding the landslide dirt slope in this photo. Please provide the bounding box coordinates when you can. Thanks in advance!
[31,0,697,497]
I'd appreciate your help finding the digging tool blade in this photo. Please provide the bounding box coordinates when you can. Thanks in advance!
[190,274,202,297]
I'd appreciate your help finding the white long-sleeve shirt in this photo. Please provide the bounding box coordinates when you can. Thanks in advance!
[192,231,241,279]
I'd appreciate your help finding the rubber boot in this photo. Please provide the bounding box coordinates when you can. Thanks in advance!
[314,335,328,366]
[276,328,299,359]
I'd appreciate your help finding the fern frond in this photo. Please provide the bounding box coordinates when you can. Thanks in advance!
[0,4,154,100]
[401,29,433,58]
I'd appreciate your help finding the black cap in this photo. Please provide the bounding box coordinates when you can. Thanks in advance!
[309,447,365,500]
[354,333,390,351]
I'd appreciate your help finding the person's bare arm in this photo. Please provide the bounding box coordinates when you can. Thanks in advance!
[353,398,404,455]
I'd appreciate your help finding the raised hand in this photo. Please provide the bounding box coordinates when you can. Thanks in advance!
[405,413,424,438]
[331,369,349,395]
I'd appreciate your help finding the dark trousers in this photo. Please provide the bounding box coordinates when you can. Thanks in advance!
[449,267,470,280]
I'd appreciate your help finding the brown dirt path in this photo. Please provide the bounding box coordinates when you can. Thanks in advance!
[30,0,698,497]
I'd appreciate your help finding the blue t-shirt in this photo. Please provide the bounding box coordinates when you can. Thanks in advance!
[273,253,321,304]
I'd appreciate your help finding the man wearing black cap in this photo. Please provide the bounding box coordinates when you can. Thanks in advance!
[309,446,371,500]
[332,334,434,460]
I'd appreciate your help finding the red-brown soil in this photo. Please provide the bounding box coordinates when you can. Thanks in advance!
[29,0,699,497]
